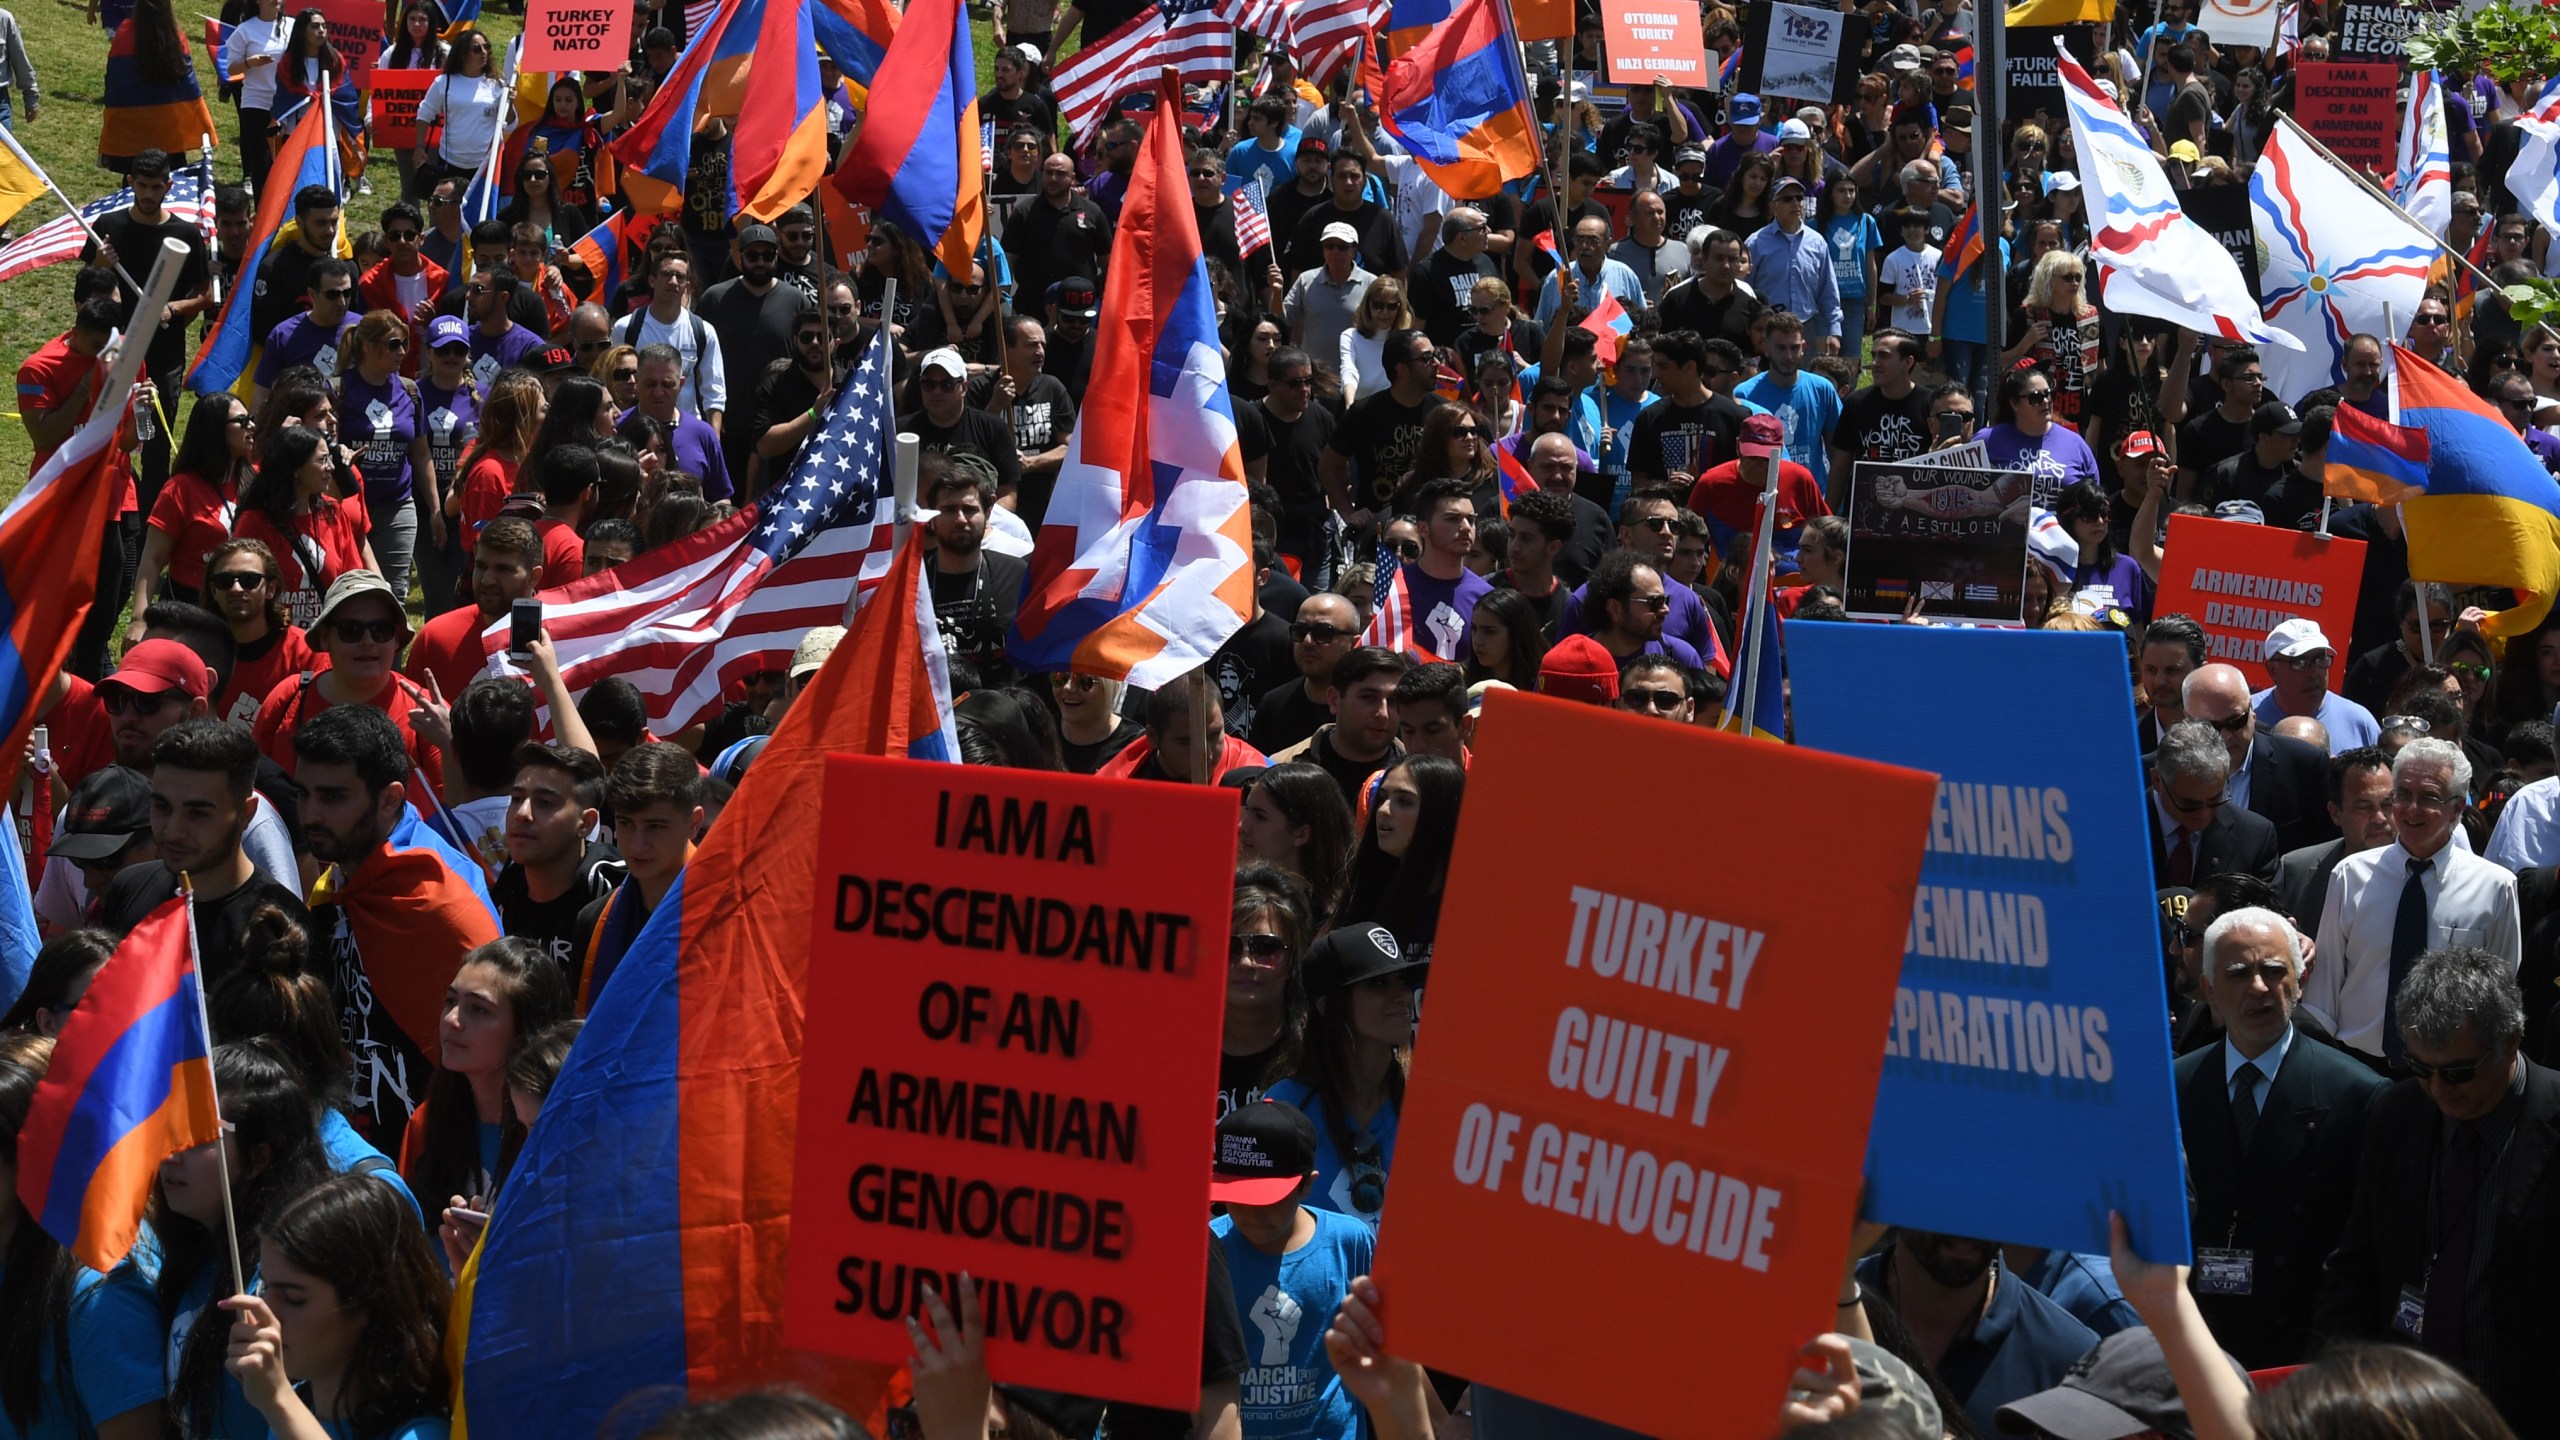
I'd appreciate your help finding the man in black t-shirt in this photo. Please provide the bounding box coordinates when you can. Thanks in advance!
[2176,345,2265,497]
[102,719,312,991]
[1664,147,1720,242]
[85,150,214,509]
[1250,592,1361,755]
[1282,150,1406,280]
[1005,154,1114,320]
[2197,401,2305,513]
[1411,207,1501,345]
[1831,329,1934,475]
[1238,346,1337,574]
[1630,331,1751,486]
[1323,330,1444,517]
[1208,527,1296,743]
[971,316,1078,529]
[493,742,626,981]
[744,315,844,492]
[924,459,1029,686]
[905,348,1023,499]
[1653,230,1764,358]
[1269,647,1407,809]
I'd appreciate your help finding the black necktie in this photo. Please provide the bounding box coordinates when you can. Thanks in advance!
[2384,856,2434,1067]
[2424,1121,2485,1363]
[2232,1061,2263,1149]
[2168,829,2195,887]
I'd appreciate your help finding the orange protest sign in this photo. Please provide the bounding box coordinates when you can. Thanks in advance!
[1373,693,1937,1439]
[782,755,1235,1411]
[318,0,383,86]
[2150,514,2366,692]
[1512,0,1574,41]
[1601,0,1711,86]
[369,70,436,150]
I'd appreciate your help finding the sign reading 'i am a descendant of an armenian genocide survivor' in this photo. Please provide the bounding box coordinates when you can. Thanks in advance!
[1790,625,2191,1264]
[2150,514,2365,692]
[783,755,1235,1410]
[1375,693,1937,1439]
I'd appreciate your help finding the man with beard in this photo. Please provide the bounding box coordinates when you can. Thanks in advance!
[907,350,1021,505]
[404,518,543,703]
[924,459,1027,686]
[1856,1230,2099,1434]
[101,719,313,985]
[1043,277,1100,396]
[1005,153,1112,322]
[700,223,816,484]
[974,316,1076,528]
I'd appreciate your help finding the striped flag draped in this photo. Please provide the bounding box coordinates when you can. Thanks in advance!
[1234,173,1272,255]
[0,171,213,284]
[1053,0,1235,145]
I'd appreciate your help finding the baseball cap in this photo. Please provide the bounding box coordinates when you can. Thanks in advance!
[920,347,968,381]
[428,314,469,350]
[2097,78,2120,100]
[2046,170,2082,193]
[2265,617,2333,661]
[1539,633,1620,704]
[1210,1101,1318,1205]
[534,345,579,375]
[1777,118,1813,145]
[2250,399,2303,436]
[103,638,212,703]
[1883,42,1924,71]
[1465,678,1515,714]
[311,570,410,638]
[1995,1327,2250,1439]
[1673,144,1707,167]
[1297,134,1331,159]
[1740,413,1786,458]
[1304,923,1427,999]
[1727,92,1762,125]
[1568,79,1591,104]
[2119,429,2160,458]
[736,222,780,249]
[49,765,153,862]
[791,624,847,679]
[2168,139,2202,163]
[1321,220,1361,246]
[1008,40,1040,64]
[1049,277,1100,318]
[1772,175,1807,197]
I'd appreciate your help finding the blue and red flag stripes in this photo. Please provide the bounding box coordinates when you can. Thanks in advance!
[14,897,220,1270]
[811,0,899,92]
[728,0,832,221]
[188,101,330,395]
[1494,443,1534,519]
[609,0,754,215]
[0,384,133,770]
[830,0,983,274]
[1944,200,1983,281]
[2323,405,2430,506]
[1377,0,1541,197]
[2393,344,2560,640]
[101,9,217,167]
[565,210,634,303]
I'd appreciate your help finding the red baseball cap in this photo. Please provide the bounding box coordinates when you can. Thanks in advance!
[102,638,210,702]
[1740,413,1786,459]
[2119,430,2160,458]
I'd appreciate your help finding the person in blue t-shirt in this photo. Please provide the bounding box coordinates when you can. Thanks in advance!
[1264,925,1427,1226]
[1210,1100,1375,1440]
[1732,314,1844,494]
[1227,97,1303,202]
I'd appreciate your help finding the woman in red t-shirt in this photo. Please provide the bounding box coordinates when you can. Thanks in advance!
[129,393,256,641]
[450,369,544,548]
[233,425,379,631]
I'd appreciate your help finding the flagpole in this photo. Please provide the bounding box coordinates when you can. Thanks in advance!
[0,128,144,297]
[197,134,220,309]
[177,873,250,1297]
[2276,114,2506,296]
[1732,459,1780,734]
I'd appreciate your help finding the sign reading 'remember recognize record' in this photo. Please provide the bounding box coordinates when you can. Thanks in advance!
[1790,626,2192,1265]
[1375,693,1937,1439]
[783,755,1235,1411]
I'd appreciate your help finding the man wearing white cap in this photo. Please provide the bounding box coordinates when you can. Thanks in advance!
[1283,223,1373,377]
[2252,619,2381,754]
[904,348,1021,500]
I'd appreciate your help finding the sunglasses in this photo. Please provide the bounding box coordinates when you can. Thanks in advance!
[2197,710,2251,733]
[1622,687,1687,713]
[1230,933,1289,961]
[330,617,404,644]
[317,287,354,301]
[2451,660,2495,681]
[99,687,176,717]
[2165,788,2230,814]
[921,375,963,390]
[1934,410,1973,427]
[386,229,421,242]
[1387,540,1423,559]
[796,332,826,345]
[2379,714,2434,734]
[1291,621,1352,643]
[1451,426,1482,440]
[1640,515,1676,533]
[208,570,268,590]
[2020,389,2055,406]
[1632,594,1672,612]
[1048,672,1100,692]
[576,339,610,355]
[2405,1053,2492,1085]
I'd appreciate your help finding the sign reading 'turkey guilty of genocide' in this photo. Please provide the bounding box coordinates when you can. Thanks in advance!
[782,755,1235,1411]
[1790,626,2192,1264]
[2151,514,2366,691]
[1376,693,1937,1439]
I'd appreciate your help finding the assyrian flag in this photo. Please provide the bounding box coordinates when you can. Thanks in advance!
[2251,115,2433,401]
[2397,69,2453,239]
[2505,73,2560,237]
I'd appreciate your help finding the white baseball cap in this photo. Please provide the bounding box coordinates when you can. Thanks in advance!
[2045,170,2081,193]
[1320,220,1361,246]
[920,348,968,380]
[1778,118,1813,144]
[2264,617,2333,661]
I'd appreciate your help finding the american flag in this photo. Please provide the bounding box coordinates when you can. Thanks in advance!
[480,321,903,731]
[1054,0,1235,145]
[1223,0,1372,88]
[1234,173,1271,256]
[0,169,214,285]
[1361,537,1438,661]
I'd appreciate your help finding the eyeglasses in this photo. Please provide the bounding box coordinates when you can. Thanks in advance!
[2230,371,2266,386]
[796,332,826,345]
[2405,1053,2493,1085]
[610,367,639,383]
[2196,710,2251,734]
[1291,621,1352,643]
[1230,933,1290,961]
[921,375,962,391]
[2164,788,2230,814]
[1273,372,1313,389]
[1471,303,1503,315]
[576,339,609,355]
[1048,672,1100,692]
[2392,787,2458,811]
[384,337,409,351]
[1631,593,1672,612]
[226,414,256,428]
[330,617,404,644]
[1639,515,1676,533]
[2414,313,2449,326]
[2379,714,2433,735]
[2267,650,2331,669]
[1387,540,1423,560]
[208,569,268,590]
[99,686,175,717]
[1621,686,1687,713]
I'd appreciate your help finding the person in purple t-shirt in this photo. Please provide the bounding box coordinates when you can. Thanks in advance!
[1584,548,1704,670]
[253,258,358,405]
[2051,479,2155,623]
[1980,362,2100,506]
[464,269,548,393]
[336,311,435,600]
[1400,476,1494,664]
[624,342,732,500]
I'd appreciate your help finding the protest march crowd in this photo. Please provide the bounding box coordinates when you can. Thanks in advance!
[0,0,2558,1430]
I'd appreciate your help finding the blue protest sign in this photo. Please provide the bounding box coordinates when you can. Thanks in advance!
[1788,624,2190,1263]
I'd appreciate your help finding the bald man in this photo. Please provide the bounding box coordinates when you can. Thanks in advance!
[2182,662,2339,853]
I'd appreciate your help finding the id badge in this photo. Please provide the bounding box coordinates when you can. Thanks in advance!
[2392,1284,2426,1338]
[2194,1248,2255,1296]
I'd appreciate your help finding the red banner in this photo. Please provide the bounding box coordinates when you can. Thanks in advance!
[783,755,1235,1411]
[1373,692,1937,1439]
[2151,514,2368,691]
[368,69,436,150]
[2293,61,2397,173]
[318,0,385,87]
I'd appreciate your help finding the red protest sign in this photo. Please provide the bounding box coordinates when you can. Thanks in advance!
[520,0,635,72]
[783,755,1234,1411]
[369,69,436,150]
[2150,514,2367,692]
[1373,693,1937,1439]
[2293,61,2397,173]
[1513,0,1575,42]
[1601,0,1711,86]
[317,0,384,87]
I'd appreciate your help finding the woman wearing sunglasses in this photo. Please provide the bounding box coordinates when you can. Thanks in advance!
[1980,362,2101,504]
[1221,863,1315,1121]
[128,394,257,639]
[247,569,446,791]
[1046,670,1139,775]
[233,423,382,631]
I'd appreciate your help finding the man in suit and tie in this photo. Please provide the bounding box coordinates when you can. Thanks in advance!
[2317,945,2560,1436]
[2275,747,2394,934]
[2136,613,2208,755]
[2183,662,2339,855]
[2307,738,2522,1069]
[2175,905,2385,1366]
[2152,720,2280,889]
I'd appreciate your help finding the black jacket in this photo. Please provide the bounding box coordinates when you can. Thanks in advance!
[2248,729,2338,854]
[2318,1060,2560,1436]
[2275,838,2352,934]
[2175,1031,2384,1366]
[2150,801,2280,888]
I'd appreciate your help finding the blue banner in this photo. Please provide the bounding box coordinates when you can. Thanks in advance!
[1789,624,2190,1263]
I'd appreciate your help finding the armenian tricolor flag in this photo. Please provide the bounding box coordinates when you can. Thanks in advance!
[565,210,635,303]
[14,897,221,1270]
[1944,200,1983,281]
[100,8,217,169]
[830,0,982,274]
[1495,441,1534,518]
[0,365,136,773]
[188,100,331,395]
[726,0,831,222]
[2394,344,2560,639]
[1376,0,1541,197]
[609,0,766,215]
[812,0,900,94]
[2323,404,2430,505]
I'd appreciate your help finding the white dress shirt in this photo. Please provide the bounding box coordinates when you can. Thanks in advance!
[2486,774,2560,872]
[2224,1024,2293,1117]
[2305,840,2522,1058]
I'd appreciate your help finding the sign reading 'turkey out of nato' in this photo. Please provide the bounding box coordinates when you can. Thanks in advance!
[1789,625,2192,1263]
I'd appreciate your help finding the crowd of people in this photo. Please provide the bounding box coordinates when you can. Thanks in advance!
[2,0,2560,1432]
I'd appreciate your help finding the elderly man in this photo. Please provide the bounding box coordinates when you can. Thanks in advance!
[2151,718,2280,887]
[2251,619,2381,753]
[2317,946,2560,1435]
[2183,662,2336,854]
[2276,747,2395,934]
[1742,178,1841,349]
[2307,738,2522,1070]
[2174,905,2385,1367]
[1412,207,1499,345]
[1534,216,1647,329]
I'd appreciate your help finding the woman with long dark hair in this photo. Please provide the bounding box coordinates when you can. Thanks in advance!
[128,393,255,629]
[338,310,436,599]
[1465,586,1546,691]
[1706,152,1776,235]
[1222,864,1314,1120]
[233,423,379,628]
[1335,752,1467,958]
[1388,405,1494,515]
[495,143,595,251]
[269,4,365,183]
[412,27,502,191]
[854,220,931,347]
[401,939,575,1237]
[0,931,114,1036]
[378,0,445,197]
[222,0,294,186]
[449,368,544,545]
[221,1173,452,1439]
[157,1042,332,1440]
[2493,612,2560,740]
[2052,479,2154,623]
[1263,923,1427,1225]
[0,1047,167,1438]
[1236,763,1357,919]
